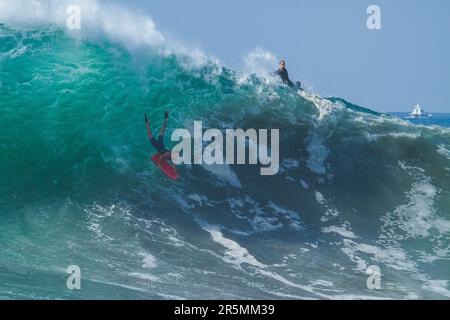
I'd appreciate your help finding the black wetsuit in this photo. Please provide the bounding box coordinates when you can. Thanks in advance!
[276,68,294,87]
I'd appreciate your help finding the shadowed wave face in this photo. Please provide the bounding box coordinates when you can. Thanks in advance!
[1,21,450,299]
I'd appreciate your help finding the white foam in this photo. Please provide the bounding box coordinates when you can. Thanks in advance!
[298,91,344,120]
[187,193,211,206]
[141,253,157,269]
[0,0,165,49]
[322,225,357,239]
[306,133,329,176]
[437,144,450,160]
[315,191,339,222]
[300,180,309,189]
[84,203,127,241]
[384,176,439,238]
[0,0,213,69]
[315,191,325,205]
[281,158,300,170]
[242,48,277,79]
[87,222,105,239]
[366,132,421,142]
[387,132,421,139]
[227,198,244,209]
[251,215,282,233]
[201,164,242,188]
[267,202,304,231]
[398,161,425,173]
[90,278,184,299]
[203,225,265,268]
[257,269,330,299]
[202,223,332,298]
[422,280,450,298]
[127,272,160,282]
[310,280,334,288]
[417,247,450,263]
[341,239,417,272]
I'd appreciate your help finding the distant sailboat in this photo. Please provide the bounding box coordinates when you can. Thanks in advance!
[410,104,432,118]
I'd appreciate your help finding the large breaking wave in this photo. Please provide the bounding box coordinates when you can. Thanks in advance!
[1,0,450,299]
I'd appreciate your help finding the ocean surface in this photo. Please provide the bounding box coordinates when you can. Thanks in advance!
[391,113,450,128]
[1,1,450,300]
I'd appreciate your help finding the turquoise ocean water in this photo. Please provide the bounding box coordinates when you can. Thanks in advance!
[1,7,450,299]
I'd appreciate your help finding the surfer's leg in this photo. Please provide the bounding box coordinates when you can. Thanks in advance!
[148,129,162,152]
[146,114,166,153]
[145,114,154,140]
[158,111,169,136]
[160,151,172,163]
[150,135,167,155]
[159,120,168,137]
[150,137,160,150]
[158,135,171,163]
[157,136,171,161]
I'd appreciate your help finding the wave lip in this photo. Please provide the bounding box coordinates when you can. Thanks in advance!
[0,0,166,51]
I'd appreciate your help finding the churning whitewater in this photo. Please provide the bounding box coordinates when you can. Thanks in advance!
[1,1,450,299]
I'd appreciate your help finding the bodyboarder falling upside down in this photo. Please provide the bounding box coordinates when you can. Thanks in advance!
[145,111,173,166]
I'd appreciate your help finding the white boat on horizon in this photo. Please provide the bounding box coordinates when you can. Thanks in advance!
[410,104,432,118]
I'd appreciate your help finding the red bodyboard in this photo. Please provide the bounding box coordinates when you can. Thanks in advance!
[151,154,179,181]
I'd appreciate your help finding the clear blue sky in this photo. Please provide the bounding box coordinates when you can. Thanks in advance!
[117,0,450,113]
